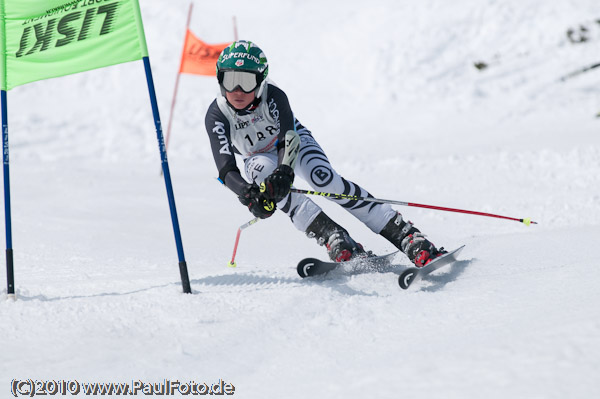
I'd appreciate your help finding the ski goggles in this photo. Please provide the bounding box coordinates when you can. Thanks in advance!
[220,71,260,93]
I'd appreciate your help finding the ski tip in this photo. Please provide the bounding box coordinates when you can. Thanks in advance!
[227,261,237,268]
[398,269,416,290]
[297,258,318,278]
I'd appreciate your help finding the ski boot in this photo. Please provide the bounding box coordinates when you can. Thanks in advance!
[380,212,446,267]
[305,212,365,262]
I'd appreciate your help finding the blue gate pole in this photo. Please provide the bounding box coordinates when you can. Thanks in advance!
[142,57,191,294]
[1,90,15,299]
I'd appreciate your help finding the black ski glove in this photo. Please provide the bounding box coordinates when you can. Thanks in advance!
[238,183,276,219]
[261,164,294,202]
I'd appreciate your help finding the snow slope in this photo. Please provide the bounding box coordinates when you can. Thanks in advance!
[1,0,600,398]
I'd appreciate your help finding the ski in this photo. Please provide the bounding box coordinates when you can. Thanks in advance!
[398,245,466,289]
[297,250,401,278]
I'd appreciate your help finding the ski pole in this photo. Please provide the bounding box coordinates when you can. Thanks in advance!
[290,188,537,226]
[228,217,260,268]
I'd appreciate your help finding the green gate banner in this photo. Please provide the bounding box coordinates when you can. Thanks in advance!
[0,0,149,90]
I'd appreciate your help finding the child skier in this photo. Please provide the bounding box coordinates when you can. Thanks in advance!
[204,40,446,266]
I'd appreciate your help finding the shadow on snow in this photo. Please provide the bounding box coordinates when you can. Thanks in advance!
[417,259,473,292]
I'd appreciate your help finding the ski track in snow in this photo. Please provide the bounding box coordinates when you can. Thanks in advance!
[2,0,600,398]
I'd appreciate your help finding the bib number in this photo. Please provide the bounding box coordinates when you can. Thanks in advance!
[244,125,277,146]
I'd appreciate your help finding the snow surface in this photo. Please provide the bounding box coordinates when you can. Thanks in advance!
[1,0,600,398]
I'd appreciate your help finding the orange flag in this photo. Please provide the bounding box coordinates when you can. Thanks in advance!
[179,30,230,76]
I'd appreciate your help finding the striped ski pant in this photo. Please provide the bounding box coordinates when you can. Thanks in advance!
[243,127,396,234]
